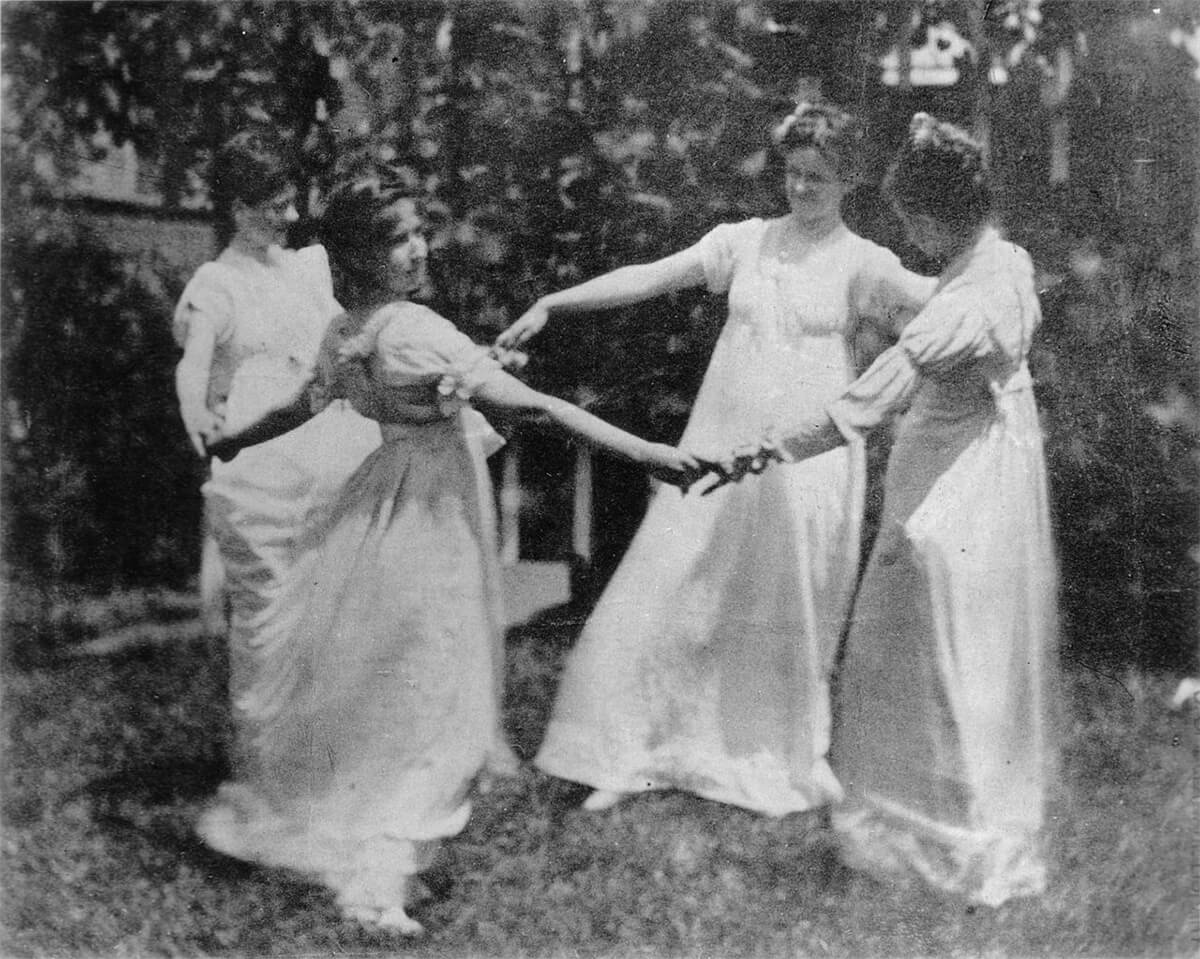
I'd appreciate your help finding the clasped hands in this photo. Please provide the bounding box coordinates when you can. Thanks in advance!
[653,436,788,496]
[691,436,788,495]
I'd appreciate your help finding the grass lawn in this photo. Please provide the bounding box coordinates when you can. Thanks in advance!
[1,589,1197,957]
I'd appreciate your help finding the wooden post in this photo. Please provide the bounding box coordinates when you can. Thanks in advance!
[499,438,521,566]
[572,444,593,564]
[1042,45,1073,185]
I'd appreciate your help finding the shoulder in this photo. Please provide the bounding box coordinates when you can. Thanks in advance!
[843,231,904,272]
[183,259,239,295]
[373,302,463,352]
[717,216,768,241]
[174,260,240,343]
[697,217,766,247]
[292,243,332,273]
[276,243,334,286]
[960,235,1036,312]
[375,301,450,335]
[177,258,240,314]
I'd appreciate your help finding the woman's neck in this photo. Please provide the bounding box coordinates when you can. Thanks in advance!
[228,234,275,264]
[784,210,844,244]
[939,223,995,282]
[345,288,405,317]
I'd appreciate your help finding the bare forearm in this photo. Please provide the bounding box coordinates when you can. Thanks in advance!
[777,416,846,463]
[206,390,316,461]
[533,397,655,464]
[541,256,703,316]
[175,358,210,417]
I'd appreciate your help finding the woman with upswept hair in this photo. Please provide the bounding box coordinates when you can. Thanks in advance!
[200,175,700,933]
[499,101,936,816]
[711,113,1058,905]
[173,128,380,862]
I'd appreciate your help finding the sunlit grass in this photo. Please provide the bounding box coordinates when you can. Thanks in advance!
[2,593,1196,957]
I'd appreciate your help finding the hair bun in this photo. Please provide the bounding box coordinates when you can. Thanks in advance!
[905,112,983,168]
[770,99,863,182]
[885,112,991,226]
[909,112,938,146]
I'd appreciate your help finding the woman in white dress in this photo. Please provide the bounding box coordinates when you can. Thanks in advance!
[497,102,935,816]
[201,176,701,933]
[173,130,381,817]
[709,114,1057,906]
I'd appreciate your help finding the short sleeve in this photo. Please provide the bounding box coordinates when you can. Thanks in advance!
[294,244,342,319]
[373,304,503,395]
[691,219,761,294]
[852,242,937,335]
[173,263,235,347]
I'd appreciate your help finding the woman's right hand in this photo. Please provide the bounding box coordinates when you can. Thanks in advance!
[495,301,550,350]
[643,444,707,492]
[181,404,224,458]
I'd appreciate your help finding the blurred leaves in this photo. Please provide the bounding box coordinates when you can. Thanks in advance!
[1,1,1197,667]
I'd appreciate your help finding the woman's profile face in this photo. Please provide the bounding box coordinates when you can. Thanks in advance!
[895,205,955,259]
[234,187,298,248]
[783,148,847,222]
[382,199,428,297]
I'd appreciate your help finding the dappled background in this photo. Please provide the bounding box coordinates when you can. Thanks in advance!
[3,0,1196,672]
[1,3,1197,954]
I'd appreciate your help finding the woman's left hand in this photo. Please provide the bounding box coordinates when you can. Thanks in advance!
[495,301,550,349]
[693,437,786,495]
[644,444,708,492]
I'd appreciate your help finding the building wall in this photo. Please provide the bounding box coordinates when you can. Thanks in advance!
[57,196,218,284]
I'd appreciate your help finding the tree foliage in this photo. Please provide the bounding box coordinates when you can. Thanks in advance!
[2,0,1197,667]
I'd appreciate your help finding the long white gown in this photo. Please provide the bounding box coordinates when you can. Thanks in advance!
[816,228,1057,906]
[535,218,932,815]
[173,245,381,851]
[196,302,508,913]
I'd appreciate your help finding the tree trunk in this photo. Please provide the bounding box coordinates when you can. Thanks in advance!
[964,0,993,157]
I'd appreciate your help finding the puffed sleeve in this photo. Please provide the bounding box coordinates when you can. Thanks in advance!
[294,244,342,320]
[373,304,503,401]
[172,262,234,347]
[827,289,993,440]
[691,220,760,294]
[852,241,937,336]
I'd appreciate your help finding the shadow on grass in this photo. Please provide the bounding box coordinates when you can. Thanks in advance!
[79,756,229,808]
[69,756,262,881]
[500,600,586,763]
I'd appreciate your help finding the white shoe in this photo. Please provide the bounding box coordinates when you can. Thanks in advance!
[1170,678,1200,710]
[375,906,424,936]
[582,789,628,811]
[341,904,424,937]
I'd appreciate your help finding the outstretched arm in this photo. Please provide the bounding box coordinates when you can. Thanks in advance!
[495,246,708,349]
[472,371,703,489]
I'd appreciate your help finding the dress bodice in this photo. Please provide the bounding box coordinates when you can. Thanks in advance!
[321,302,504,442]
[697,218,930,346]
[174,245,342,431]
[826,228,1042,442]
[681,218,932,443]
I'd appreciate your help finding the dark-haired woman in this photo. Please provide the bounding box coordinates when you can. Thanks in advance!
[497,101,936,815]
[201,177,701,933]
[711,113,1057,905]
[173,130,380,852]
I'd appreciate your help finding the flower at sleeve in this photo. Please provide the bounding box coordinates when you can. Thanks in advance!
[436,370,475,417]
[435,347,505,418]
